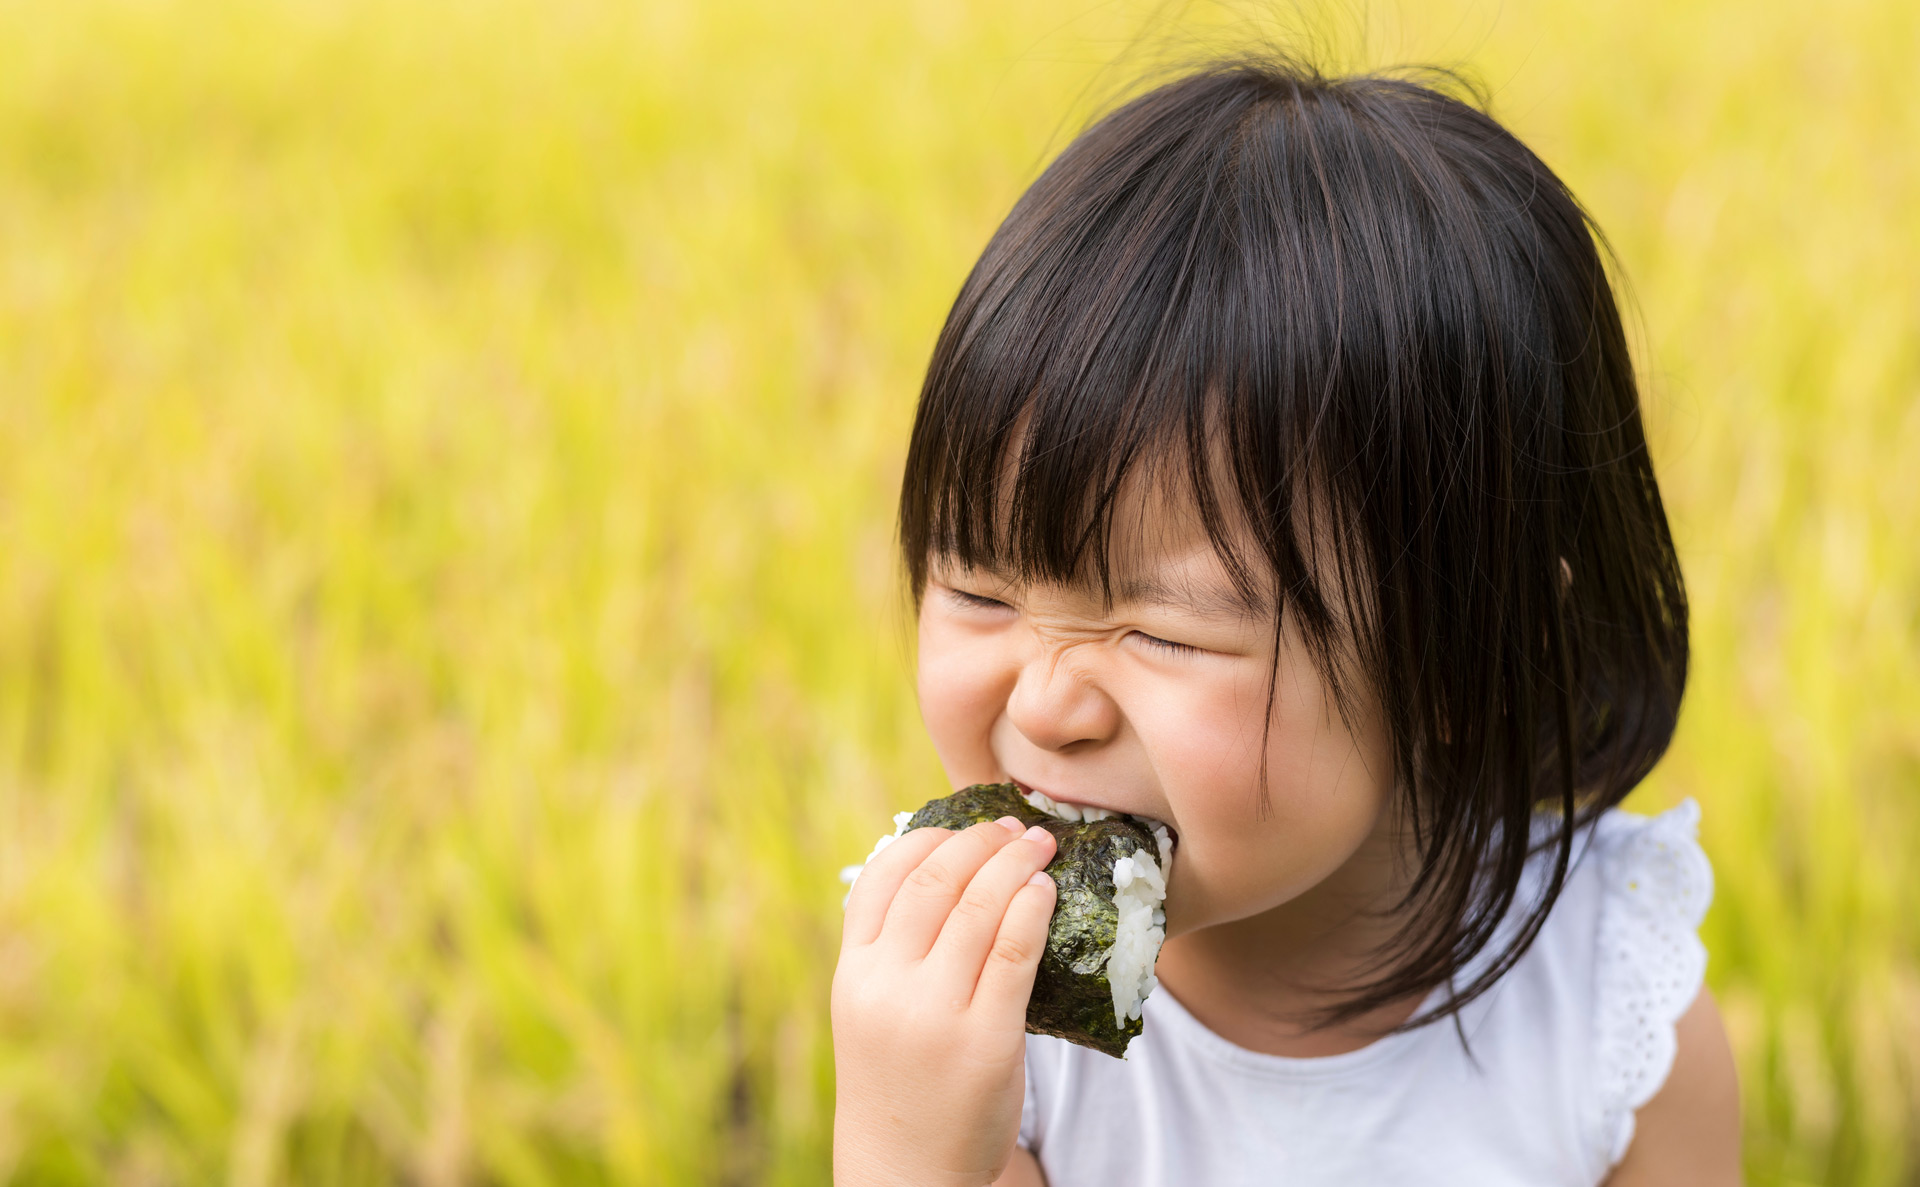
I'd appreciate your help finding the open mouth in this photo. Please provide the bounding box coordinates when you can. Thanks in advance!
[1010,779,1178,861]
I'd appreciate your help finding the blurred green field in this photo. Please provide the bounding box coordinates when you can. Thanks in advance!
[0,0,1914,1182]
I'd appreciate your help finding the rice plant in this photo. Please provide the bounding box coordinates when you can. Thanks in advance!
[0,0,1912,1182]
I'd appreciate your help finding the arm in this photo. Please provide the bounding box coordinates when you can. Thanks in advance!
[992,1147,1046,1187]
[1603,988,1743,1187]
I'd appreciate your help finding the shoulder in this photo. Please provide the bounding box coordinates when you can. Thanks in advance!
[1575,799,1737,1182]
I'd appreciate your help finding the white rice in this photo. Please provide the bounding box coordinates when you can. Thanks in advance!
[1103,824,1171,1027]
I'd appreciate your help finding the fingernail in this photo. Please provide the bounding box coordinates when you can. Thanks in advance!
[995,815,1025,835]
[1023,825,1052,844]
[1028,871,1053,887]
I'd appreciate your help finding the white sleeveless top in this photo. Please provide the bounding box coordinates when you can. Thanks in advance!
[1018,801,1712,1187]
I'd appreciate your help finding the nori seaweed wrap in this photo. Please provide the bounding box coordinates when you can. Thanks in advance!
[903,781,1050,832]
[901,783,1171,1058]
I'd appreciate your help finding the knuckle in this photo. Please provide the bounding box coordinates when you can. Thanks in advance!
[904,861,959,897]
[948,890,1000,929]
[990,932,1037,966]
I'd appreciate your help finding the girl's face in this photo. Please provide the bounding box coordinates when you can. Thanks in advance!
[915,481,1399,938]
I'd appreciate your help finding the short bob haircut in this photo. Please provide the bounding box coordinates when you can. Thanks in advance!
[897,56,1688,1028]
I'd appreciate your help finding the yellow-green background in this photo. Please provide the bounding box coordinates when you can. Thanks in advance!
[0,0,1913,1182]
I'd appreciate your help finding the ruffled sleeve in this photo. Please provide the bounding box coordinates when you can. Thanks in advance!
[1590,798,1714,1168]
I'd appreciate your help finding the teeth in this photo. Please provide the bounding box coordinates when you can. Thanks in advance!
[1019,787,1177,864]
[1019,787,1114,823]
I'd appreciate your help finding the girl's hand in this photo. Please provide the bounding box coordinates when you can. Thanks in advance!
[831,816,1059,1187]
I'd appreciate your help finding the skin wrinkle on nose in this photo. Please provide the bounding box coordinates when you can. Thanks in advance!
[1009,624,1117,752]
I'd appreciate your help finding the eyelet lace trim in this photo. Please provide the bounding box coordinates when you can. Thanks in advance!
[1593,798,1712,1168]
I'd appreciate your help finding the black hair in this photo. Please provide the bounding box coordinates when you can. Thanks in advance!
[896,55,1689,1028]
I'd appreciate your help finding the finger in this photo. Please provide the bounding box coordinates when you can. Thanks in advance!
[923,824,1058,990]
[840,827,950,948]
[877,819,1025,960]
[842,816,1024,948]
[972,871,1058,1024]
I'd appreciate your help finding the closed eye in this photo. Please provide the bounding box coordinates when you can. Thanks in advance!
[1131,631,1199,656]
[946,588,1012,612]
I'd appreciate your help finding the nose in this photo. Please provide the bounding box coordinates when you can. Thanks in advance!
[1005,649,1120,753]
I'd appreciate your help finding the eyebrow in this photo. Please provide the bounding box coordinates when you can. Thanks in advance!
[931,554,1273,621]
[1110,573,1272,621]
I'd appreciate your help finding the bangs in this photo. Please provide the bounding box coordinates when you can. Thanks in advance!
[899,62,1397,660]
[897,56,1688,1032]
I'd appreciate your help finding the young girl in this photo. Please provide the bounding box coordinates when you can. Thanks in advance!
[832,57,1741,1186]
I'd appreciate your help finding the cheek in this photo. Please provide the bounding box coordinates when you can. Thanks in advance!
[1144,659,1273,816]
[1156,657,1395,931]
[915,609,1012,782]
